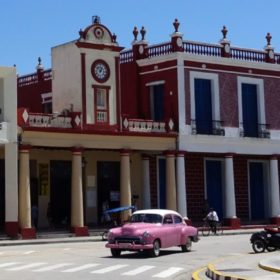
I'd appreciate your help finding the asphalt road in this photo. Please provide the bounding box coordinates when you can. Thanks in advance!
[0,233,265,280]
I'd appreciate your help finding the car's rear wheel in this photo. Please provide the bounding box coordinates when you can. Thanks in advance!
[266,245,277,252]
[181,237,192,252]
[148,240,160,257]
[111,249,121,257]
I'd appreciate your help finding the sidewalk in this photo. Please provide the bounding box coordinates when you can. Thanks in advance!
[0,228,104,246]
[0,226,265,246]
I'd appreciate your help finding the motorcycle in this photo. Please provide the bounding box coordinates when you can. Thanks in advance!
[250,227,280,253]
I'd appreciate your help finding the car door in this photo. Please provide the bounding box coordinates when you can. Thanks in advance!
[173,214,184,245]
[162,214,177,247]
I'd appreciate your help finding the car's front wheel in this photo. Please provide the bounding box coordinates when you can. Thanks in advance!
[111,249,121,257]
[148,240,160,257]
[252,239,266,253]
[181,237,192,252]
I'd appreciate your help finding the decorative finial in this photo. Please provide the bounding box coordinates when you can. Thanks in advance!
[133,26,138,41]
[140,26,146,41]
[79,29,85,39]
[173,19,180,33]
[266,32,272,46]
[92,15,101,24]
[112,33,117,43]
[221,26,228,39]
[36,57,44,70]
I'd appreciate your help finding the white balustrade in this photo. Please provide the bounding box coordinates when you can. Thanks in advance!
[125,118,167,133]
[28,114,72,128]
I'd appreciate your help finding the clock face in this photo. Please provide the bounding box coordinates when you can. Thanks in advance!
[91,60,110,83]
[93,27,104,39]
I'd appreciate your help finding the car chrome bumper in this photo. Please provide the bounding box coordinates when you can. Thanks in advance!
[106,242,154,250]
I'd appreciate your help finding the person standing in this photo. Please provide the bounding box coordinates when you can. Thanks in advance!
[31,204,38,230]
[47,202,53,229]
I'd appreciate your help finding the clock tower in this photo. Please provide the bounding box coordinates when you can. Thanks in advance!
[51,16,124,129]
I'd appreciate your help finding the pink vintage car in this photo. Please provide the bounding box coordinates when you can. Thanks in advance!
[105,209,199,257]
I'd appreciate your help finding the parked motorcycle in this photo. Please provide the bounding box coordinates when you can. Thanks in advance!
[250,227,280,253]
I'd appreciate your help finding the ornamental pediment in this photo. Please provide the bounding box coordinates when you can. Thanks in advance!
[78,16,118,47]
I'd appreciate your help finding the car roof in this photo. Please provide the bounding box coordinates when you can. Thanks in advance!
[132,209,182,217]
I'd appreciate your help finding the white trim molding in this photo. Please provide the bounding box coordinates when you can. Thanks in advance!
[237,76,265,126]
[189,71,220,122]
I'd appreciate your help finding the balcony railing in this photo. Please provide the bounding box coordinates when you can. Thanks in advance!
[239,123,270,138]
[28,114,72,128]
[191,119,225,136]
[18,109,82,129]
[18,69,52,87]
[122,116,174,133]
[120,40,280,65]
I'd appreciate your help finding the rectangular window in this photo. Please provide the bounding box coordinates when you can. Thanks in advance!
[194,78,213,134]
[190,71,221,136]
[93,86,110,124]
[237,77,268,138]
[150,84,164,121]
[241,83,258,137]
[96,88,106,109]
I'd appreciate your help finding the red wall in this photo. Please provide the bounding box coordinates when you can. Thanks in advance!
[18,75,52,113]
[184,66,280,129]
[120,59,178,127]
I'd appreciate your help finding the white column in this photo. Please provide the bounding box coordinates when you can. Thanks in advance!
[270,156,280,217]
[19,146,31,229]
[5,142,18,223]
[71,148,84,227]
[176,151,187,217]
[120,150,132,221]
[224,154,237,218]
[165,151,177,211]
[142,155,151,209]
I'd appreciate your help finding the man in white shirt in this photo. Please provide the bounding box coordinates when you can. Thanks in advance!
[205,208,219,234]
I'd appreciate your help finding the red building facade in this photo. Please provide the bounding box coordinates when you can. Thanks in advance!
[14,17,280,237]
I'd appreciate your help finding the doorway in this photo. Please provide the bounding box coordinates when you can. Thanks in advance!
[158,158,166,209]
[205,160,223,219]
[249,161,268,220]
[50,160,71,229]
[97,161,120,223]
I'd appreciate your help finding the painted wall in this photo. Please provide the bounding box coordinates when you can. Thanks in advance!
[18,71,52,113]
[52,42,82,114]
[121,58,178,124]
[84,48,119,125]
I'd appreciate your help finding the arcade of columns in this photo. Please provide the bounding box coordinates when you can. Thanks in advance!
[17,146,280,237]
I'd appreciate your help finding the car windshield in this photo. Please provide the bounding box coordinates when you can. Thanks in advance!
[130,213,163,224]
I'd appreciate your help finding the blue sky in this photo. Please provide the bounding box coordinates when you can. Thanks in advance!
[1,0,279,75]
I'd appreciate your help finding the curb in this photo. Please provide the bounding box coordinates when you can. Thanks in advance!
[206,263,249,280]
[191,266,207,280]
[259,257,280,273]
[205,256,250,280]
